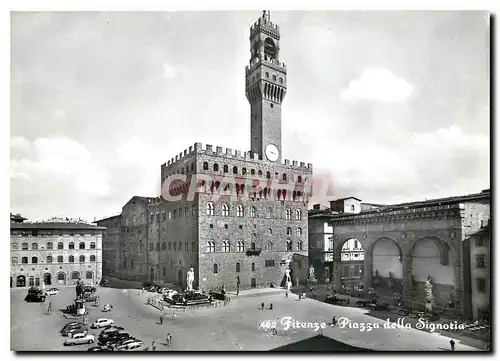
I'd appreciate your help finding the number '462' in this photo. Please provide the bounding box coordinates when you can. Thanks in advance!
[259,320,276,329]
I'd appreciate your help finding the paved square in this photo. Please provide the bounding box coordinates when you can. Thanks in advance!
[10,286,484,351]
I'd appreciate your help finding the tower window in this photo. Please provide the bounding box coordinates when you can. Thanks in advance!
[213,163,219,171]
[266,171,271,179]
[223,165,228,173]
[251,169,255,175]
[258,170,262,176]
[265,72,269,78]
[279,77,283,83]
[272,74,277,81]
[203,162,209,170]
[270,103,274,108]
[233,166,238,174]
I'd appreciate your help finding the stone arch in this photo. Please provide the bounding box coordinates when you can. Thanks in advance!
[334,237,366,258]
[407,236,450,266]
[369,237,404,281]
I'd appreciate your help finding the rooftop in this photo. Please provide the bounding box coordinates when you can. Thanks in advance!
[10,222,107,231]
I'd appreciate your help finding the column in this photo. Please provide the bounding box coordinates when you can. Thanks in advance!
[332,256,342,291]
[363,255,373,290]
[402,255,413,305]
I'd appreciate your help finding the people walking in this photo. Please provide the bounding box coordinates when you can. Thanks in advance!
[285,290,288,298]
[166,333,172,347]
[159,314,164,325]
[269,303,273,310]
[261,302,265,310]
[46,302,52,315]
[151,341,156,351]
[449,339,455,351]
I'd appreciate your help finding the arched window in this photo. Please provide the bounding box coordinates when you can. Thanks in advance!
[296,209,302,220]
[162,242,166,251]
[282,173,287,181]
[22,243,28,250]
[57,256,63,263]
[298,241,303,251]
[90,242,96,249]
[266,171,271,179]
[90,255,96,262]
[86,271,93,279]
[213,163,219,171]
[149,242,153,251]
[139,241,144,253]
[207,241,215,253]
[46,256,52,263]
[250,206,256,218]
[192,204,196,216]
[222,204,230,217]
[236,262,241,273]
[178,242,182,251]
[168,242,172,250]
[156,242,160,251]
[71,272,80,280]
[265,72,269,78]
[237,241,245,252]
[79,242,85,250]
[57,272,65,280]
[267,241,273,251]
[258,170,262,176]
[206,203,215,216]
[251,169,255,175]
[286,209,292,220]
[69,255,74,263]
[203,162,209,170]
[223,165,229,173]
[46,242,53,250]
[173,242,177,251]
[21,257,28,264]
[79,255,85,263]
[163,267,166,276]
[57,242,64,250]
[184,206,188,217]
[32,257,38,264]
[242,167,247,175]
[267,207,273,219]
[237,205,244,217]
[287,227,292,235]
[213,263,219,274]
[233,166,238,174]
[297,175,302,183]
[11,243,18,250]
[184,242,189,251]
[69,242,75,250]
[268,228,272,234]
[286,240,292,251]
[223,240,230,252]
[191,241,196,252]
[351,205,355,212]
[251,242,256,250]
[11,257,18,266]
[251,263,255,271]
[32,243,38,250]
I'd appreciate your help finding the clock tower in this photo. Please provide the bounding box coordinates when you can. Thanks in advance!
[245,11,287,163]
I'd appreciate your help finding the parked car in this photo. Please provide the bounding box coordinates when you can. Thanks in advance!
[324,295,348,305]
[84,286,97,293]
[46,288,59,295]
[61,322,84,334]
[63,324,88,337]
[91,318,114,329]
[87,346,111,351]
[98,329,122,343]
[396,306,410,316]
[25,287,46,302]
[356,299,373,307]
[105,332,131,346]
[103,325,125,331]
[63,333,95,346]
[110,338,140,350]
[369,300,389,311]
[119,342,146,351]
[114,339,143,350]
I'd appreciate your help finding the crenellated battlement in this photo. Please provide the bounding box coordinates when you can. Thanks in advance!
[146,196,164,206]
[162,142,312,172]
[250,14,280,40]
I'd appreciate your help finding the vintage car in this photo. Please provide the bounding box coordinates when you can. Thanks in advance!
[61,322,84,335]
[62,324,88,337]
[84,285,97,293]
[355,299,374,307]
[64,333,95,346]
[119,342,147,351]
[324,295,348,305]
[369,300,390,311]
[91,318,114,329]
[46,288,60,295]
[25,287,46,302]
[87,346,111,352]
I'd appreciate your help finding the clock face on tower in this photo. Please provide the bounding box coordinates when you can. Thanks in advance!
[265,144,279,162]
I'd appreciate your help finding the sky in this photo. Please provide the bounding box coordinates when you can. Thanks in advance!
[10,10,490,222]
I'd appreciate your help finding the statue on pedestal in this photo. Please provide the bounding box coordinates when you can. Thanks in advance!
[285,268,292,291]
[309,265,316,281]
[186,268,195,291]
[388,271,394,290]
[424,275,435,312]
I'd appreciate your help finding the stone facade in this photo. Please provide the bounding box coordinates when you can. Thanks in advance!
[98,12,313,291]
[309,189,490,319]
[94,215,121,278]
[10,221,105,288]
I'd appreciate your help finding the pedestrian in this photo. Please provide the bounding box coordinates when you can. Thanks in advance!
[261,302,265,310]
[332,316,337,326]
[166,333,172,347]
[285,290,288,298]
[159,314,164,325]
[47,302,52,315]
[299,293,302,301]
[151,341,156,351]
[269,303,273,310]
[450,339,455,351]
[172,311,176,318]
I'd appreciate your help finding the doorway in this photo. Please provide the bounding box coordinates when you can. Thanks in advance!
[16,275,26,287]
[44,273,52,286]
[251,278,256,288]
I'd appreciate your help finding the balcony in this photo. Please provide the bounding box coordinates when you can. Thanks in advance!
[246,247,262,256]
